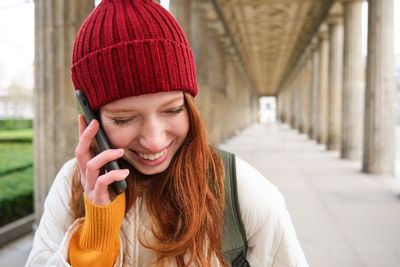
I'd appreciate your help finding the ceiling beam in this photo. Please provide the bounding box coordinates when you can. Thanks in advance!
[221,0,317,7]
[213,0,258,93]
[277,0,334,95]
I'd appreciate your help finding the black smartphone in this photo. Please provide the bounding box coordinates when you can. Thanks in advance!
[76,90,127,194]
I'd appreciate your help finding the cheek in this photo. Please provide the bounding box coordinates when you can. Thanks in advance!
[103,125,136,148]
[169,114,190,139]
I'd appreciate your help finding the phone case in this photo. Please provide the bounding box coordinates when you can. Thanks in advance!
[76,90,127,194]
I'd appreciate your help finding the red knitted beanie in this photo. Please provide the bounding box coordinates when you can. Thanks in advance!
[71,0,198,110]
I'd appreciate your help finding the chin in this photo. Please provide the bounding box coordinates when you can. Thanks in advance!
[135,165,167,175]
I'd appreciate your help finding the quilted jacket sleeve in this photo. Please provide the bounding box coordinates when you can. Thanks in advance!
[235,157,309,267]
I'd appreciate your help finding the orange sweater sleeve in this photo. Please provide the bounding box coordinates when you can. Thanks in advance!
[69,192,126,267]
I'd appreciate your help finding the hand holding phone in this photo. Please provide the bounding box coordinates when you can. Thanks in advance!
[76,90,127,194]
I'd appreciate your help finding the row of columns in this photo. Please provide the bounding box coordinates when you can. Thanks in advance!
[277,0,396,175]
[170,0,258,143]
[33,0,258,222]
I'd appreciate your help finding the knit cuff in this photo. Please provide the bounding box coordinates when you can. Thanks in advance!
[79,192,126,251]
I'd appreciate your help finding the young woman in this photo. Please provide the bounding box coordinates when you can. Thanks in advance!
[26,0,309,266]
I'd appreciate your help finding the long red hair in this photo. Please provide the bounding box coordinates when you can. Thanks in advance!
[70,92,227,266]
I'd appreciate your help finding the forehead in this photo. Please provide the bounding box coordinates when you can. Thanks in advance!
[101,91,184,113]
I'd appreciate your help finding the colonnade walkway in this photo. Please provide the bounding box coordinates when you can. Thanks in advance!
[1,122,400,267]
[219,123,400,267]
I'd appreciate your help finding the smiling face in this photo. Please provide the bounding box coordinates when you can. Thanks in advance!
[100,91,189,175]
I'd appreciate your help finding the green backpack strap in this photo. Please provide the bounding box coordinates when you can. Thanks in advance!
[218,149,249,266]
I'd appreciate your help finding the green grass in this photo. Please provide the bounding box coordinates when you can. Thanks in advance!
[0,129,33,142]
[0,142,33,174]
[0,167,33,199]
[0,129,34,226]
[0,167,33,227]
[0,119,32,131]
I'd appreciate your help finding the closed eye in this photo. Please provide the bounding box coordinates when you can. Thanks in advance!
[164,106,184,114]
[113,117,135,125]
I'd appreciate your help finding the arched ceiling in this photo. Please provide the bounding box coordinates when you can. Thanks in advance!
[215,0,334,96]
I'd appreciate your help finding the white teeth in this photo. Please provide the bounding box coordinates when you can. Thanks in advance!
[138,148,167,161]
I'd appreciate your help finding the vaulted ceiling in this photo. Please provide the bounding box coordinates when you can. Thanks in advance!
[215,0,334,96]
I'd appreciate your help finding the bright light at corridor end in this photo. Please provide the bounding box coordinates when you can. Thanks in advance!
[259,97,276,123]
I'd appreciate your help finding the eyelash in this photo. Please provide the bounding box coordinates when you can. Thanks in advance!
[165,107,184,114]
[113,118,134,125]
[112,107,184,125]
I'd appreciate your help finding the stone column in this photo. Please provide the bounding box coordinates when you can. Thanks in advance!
[276,92,282,122]
[307,50,314,137]
[280,93,285,123]
[362,0,396,174]
[191,1,211,129]
[290,78,297,128]
[289,78,295,128]
[317,25,330,145]
[34,0,94,223]
[289,80,295,128]
[207,22,227,143]
[278,90,286,123]
[283,87,291,124]
[341,0,364,159]
[169,0,192,44]
[252,93,259,124]
[310,37,321,140]
[281,89,287,123]
[206,27,218,142]
[295,70,303,130]
[290,82,295,128]
[327,17,344,150]
[301,50,312,134]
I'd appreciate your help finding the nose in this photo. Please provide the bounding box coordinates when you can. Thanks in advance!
[138,116,167,152]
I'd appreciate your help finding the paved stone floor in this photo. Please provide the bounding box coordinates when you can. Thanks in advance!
[0,232,33,267]
[2,122,400,266]
[219,123,400,267]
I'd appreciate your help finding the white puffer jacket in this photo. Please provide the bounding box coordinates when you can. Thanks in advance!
[25,157,309,267]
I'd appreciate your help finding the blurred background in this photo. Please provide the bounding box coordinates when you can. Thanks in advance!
[0,0,399,266]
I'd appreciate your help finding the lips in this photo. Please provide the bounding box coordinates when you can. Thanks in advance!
[128,141,173,167]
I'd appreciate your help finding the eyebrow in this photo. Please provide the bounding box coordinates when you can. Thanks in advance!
[102,95,184,113]
[160,95,185,107]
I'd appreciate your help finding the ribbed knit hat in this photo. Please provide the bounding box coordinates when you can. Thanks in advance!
[71,0,198,110]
